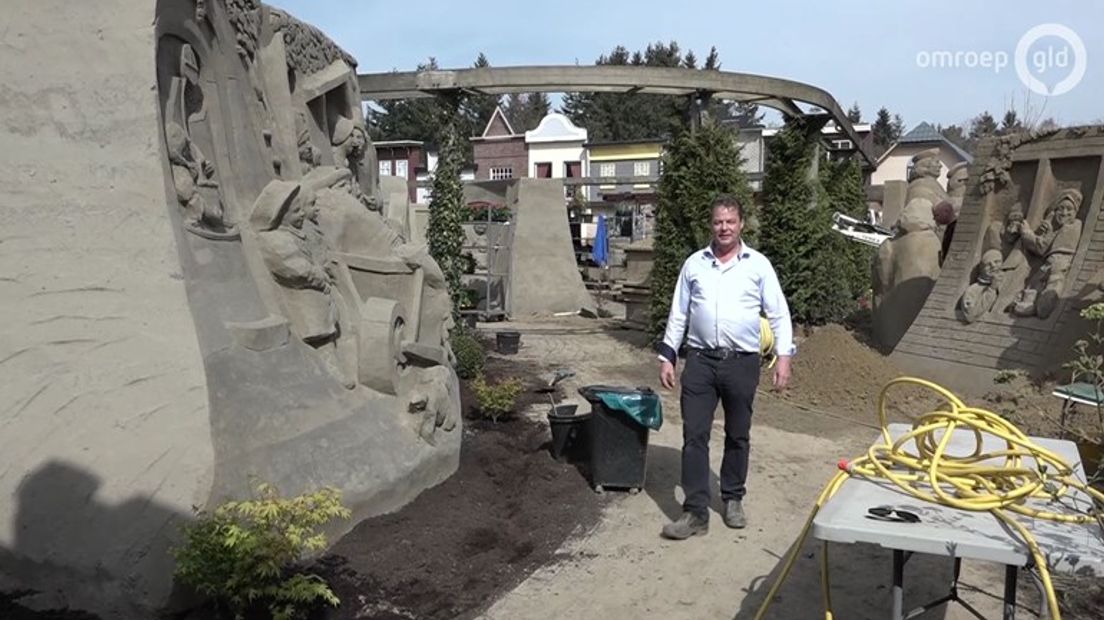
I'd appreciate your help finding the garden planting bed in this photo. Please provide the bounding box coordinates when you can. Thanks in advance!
[312,353,607,620]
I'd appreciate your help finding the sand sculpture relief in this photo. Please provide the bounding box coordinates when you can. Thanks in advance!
[959,189,1085,322]
[156,0,460,444]
[891,126,1104,377]
[1011,189,1084,319]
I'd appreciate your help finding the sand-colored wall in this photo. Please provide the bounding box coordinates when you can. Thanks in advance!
[0,1,212,615]
[0,2,464,617]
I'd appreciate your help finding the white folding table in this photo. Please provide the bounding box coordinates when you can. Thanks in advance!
[812,423,1104,619]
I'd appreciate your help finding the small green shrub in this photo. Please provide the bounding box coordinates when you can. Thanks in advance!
[471,375,525,422]
[172,483,351,620]
[451,328,485,379]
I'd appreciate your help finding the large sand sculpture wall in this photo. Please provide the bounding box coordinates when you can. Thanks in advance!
[461,179,593,317]
[508,179,594,316]
[0,1,461,616]
[894,127,1104,387]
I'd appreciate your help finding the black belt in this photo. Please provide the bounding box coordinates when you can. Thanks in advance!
[689,347,757,361]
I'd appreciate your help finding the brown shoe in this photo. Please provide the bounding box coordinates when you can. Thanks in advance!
[661,512,709,540]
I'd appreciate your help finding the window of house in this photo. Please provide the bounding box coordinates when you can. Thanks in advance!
[395,159,409,179]
[379,160,391,177]
[634,161,650,176]
[490,166,513,180]
[831,139,853,150]
[599,163,616,178]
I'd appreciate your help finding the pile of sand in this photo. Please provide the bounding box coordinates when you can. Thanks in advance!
[768,324,931,425]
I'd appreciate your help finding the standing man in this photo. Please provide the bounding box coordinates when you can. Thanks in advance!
[657,195,794,539]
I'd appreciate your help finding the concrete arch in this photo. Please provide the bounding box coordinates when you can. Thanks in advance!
[358,65,873,165]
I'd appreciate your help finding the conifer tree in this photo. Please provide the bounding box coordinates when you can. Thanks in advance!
[426,117,466,320]
[757,118,866,324]
[648,122,752,342]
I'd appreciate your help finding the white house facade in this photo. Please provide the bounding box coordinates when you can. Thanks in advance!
[524,113,588,184]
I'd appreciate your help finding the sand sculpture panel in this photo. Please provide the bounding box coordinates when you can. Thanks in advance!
[0,1,460,616]
[893,127,1104,381]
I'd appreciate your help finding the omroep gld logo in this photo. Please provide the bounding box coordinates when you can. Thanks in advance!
[1015,23,1087,96]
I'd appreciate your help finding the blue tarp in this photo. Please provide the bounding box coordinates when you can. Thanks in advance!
[593,214,609,267]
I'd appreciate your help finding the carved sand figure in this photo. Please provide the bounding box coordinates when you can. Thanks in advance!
[946,161,969,215]
[983,205,1026,267]
[405,365,460,445]
[872,198,943,348]
[1012,189,1084,319]
[906,148,949,208]
[331,115,378,210]
[874,200,943,294]
[250,180,356,388]
[296,112,321,175]
[165,121,224,230]
[960,249,1004,322]
[304,166,454,352]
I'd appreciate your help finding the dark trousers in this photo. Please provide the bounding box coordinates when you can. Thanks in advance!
[679,350,760,519]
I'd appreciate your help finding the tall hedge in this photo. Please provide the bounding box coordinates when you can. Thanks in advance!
[648,121,752,343]
[757,117,868,324]
[820,155,873,301]
[426,118,466,320]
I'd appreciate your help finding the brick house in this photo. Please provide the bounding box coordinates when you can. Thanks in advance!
[471,106,527,181]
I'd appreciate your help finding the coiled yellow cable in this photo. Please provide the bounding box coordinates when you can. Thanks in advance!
[752,376,1104,620]
[759,316,776,369]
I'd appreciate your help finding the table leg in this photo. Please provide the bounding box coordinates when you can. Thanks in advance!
[1003,564,1018,620]
[1060,400,1074,436]
[892,549,904,620]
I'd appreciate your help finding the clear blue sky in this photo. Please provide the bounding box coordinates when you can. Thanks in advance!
[274,0,1102,130]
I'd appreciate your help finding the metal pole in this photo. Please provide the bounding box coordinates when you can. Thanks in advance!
[1002,565,1018,620]
[892,549,905,620]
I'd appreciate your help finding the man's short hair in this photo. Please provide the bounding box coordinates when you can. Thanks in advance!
[712,194,744,220]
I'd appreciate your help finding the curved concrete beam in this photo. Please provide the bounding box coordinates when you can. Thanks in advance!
[358,65,873,166]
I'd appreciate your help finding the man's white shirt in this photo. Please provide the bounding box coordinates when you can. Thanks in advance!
[659,243,795,363]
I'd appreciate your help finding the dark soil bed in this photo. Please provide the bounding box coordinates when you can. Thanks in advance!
[3,353,605,620]
[311,353,606,620]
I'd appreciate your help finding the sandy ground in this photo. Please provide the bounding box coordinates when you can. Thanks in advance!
[470,313,1031,620]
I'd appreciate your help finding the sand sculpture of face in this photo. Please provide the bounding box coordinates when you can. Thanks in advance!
[910,149,942,181]
[1053,192,1081,226]
[978,249,1002,280]
[947,164,968,195]
[298,128,314,163]
[1005,208,1025,235]
[349,126,367,158]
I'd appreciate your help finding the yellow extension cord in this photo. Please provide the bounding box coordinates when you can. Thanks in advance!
[759,316,776,369]
[752,376,1104,620]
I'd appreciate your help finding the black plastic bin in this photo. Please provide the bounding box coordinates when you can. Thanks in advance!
[547,403,591,461]
[496,331,520,354]
[578,385,653,493]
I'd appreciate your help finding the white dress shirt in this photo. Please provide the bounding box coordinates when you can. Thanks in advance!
[659,242,795,363]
